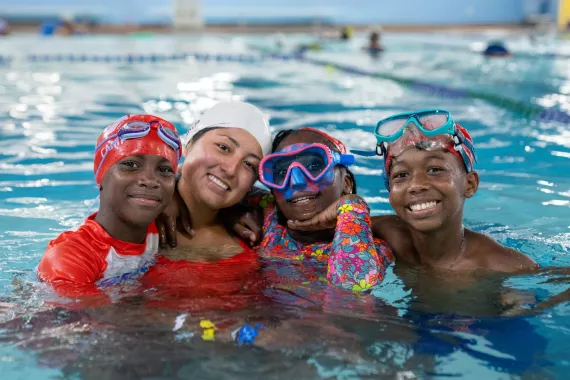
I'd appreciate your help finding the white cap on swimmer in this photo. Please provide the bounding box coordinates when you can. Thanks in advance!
[186,101,272,156]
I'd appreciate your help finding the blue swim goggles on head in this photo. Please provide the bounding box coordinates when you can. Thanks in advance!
[351,109,477,191]
[376,109,454,142]
[353,109,476,167]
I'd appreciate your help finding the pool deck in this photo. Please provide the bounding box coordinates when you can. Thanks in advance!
[4,23,541,35]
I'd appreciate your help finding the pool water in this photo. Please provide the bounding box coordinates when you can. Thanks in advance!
[0,32,569,379]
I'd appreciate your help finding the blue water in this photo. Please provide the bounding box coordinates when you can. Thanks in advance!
[0,32,569,379]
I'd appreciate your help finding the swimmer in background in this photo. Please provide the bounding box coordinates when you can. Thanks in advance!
[274,32,286,50]
[340,26,353,40]
[294,26,353,54]
[369,31,382,50]
[0,19,10,36]
[363,30,384,57]
[294,42,323,55]
[39,16,90,37]
[56,20,75,36]
[483,40,511,57]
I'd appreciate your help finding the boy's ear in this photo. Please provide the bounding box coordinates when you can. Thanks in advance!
[465,171,479,198]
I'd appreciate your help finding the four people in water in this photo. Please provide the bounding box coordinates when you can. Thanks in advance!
[36,100,545,353]
[39,102,539,290]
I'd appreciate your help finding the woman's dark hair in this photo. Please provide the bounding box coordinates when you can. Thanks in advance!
[272,128,357,194]
[187,126,221,146]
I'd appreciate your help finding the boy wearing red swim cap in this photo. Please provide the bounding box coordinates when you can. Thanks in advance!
[38,114,182,295]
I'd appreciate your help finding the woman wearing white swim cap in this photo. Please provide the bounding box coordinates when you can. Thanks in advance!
[145,101,271,291]
[185,101,272,156]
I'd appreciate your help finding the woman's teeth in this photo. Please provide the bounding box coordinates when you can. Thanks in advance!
[409,201,437,212]
[291,195,317,204]
[208,175,229,190]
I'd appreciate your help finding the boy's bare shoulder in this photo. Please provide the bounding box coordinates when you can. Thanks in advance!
[371,214,407,233]
[371,215,414,261]
[467,230,538,273]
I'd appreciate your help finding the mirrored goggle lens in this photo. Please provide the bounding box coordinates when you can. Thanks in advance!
[417,113,449,131]
[122,121,150,133]
[377,118,408,137]
[265,148,330,186]
[160,126,181,149]
[387,133,454,157]
[161,126,180,140]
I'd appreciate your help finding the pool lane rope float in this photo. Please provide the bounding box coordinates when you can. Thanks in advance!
[3,50,570,124]
[303,57,570,125]
[0,52,302,65]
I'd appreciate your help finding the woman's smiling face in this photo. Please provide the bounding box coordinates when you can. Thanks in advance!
[179,127,262,211]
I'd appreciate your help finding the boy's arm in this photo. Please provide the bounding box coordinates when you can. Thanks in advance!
[38,240,106,297]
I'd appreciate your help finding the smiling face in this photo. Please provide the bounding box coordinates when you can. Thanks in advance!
[271,131,353,222]
[179,127,262,211]
[387,148,479,233]
[99,154,176,227]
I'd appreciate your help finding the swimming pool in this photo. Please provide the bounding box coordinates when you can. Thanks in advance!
[0,32,569,379]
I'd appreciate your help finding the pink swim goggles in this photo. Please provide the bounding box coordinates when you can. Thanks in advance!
[259,143,355,190]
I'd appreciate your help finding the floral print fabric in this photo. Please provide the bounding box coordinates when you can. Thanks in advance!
[247,189,394,292]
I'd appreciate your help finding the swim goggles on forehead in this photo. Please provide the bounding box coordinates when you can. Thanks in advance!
[353,109,476,172]
[94,120,183,179]
[376,109,455,142]
[95,120,182,158]
[258,143,355,190]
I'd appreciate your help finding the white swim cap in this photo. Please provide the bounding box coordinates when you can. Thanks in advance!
[186,101,272,156]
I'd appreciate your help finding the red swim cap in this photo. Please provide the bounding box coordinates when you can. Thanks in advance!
[454,124,476,167]
[300,127,348,154]
[94,114,182,184]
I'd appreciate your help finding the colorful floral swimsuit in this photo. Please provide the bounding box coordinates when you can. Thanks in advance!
[247,189,394,292]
